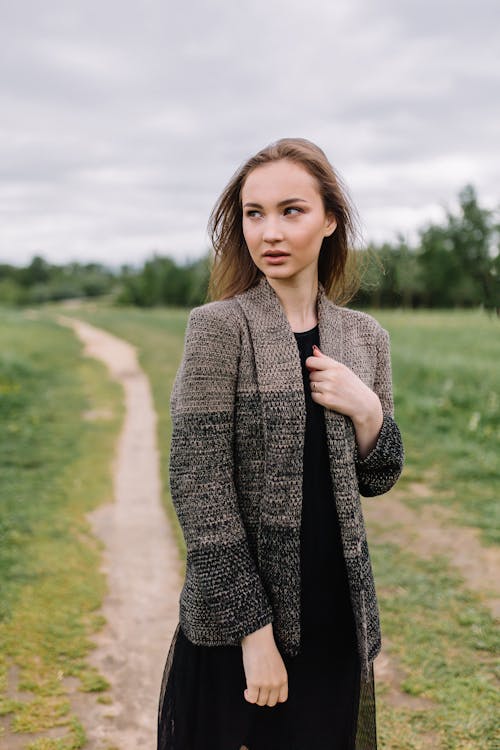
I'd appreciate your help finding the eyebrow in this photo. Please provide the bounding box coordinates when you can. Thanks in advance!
[243,198,309,209]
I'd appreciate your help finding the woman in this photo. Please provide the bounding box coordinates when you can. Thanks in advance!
[158,137,405,750]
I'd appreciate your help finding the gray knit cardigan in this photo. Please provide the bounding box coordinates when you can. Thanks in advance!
[168,273,405,681]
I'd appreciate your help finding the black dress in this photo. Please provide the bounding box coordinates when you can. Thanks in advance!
[158,324,362,750]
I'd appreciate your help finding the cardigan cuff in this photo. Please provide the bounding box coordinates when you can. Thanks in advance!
[189,539,275,640]
[353,412,404,496]
[354,411,397,469]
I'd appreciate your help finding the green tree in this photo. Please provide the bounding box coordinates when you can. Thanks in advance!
[416,185,499,311]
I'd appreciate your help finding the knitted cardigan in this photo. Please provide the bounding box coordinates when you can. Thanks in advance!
[168,273,405,681]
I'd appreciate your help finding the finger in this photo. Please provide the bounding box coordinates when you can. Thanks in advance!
[278,682,288,703]
[310,377,327,392]
[256,688,270,707]
[244,686,259,703]
[310,390,325,403]
[266,687,281,707]
[305,355,335,370]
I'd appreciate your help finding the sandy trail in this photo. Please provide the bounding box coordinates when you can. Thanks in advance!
[58,316,183,749]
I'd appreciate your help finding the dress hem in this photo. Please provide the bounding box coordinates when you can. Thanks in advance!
[157,621,378,750]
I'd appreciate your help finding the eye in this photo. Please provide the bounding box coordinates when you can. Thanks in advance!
[244,206,303,218]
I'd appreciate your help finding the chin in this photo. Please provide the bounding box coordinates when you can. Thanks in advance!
[267,271,299,282]
[260,265,295,277]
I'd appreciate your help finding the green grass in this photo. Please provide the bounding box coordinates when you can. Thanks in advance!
[375,308,500,546]
[372,541,498,750]
[0,308,123,744]
[43,302,499,749]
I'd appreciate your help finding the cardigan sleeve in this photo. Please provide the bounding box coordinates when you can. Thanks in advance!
[353,326,405,497]
[168,304,275,641]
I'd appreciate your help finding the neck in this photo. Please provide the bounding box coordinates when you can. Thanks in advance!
[265,274,319,332]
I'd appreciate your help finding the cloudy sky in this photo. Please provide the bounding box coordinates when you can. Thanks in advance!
[1,0,498,268]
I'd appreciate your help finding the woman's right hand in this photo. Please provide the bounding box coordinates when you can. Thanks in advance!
[241,622,289,706]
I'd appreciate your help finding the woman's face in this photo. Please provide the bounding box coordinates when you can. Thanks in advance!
[241,159,336,283]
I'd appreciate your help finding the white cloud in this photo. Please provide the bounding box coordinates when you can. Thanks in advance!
[0,0,498,266]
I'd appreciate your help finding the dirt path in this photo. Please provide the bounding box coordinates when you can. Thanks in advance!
[57,316,183,749]
[365,483,499,619]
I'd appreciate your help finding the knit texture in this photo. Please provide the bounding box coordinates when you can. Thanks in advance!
[168,273,405,682]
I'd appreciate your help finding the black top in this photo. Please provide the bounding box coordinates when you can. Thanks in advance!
[293,324,356,639]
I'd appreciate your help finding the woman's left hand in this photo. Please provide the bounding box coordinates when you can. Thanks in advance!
[305,344,382,428]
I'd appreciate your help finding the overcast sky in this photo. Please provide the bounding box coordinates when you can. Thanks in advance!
[1,0,499,268]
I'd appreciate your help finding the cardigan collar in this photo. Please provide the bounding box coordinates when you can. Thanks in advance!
[233,273,345,397]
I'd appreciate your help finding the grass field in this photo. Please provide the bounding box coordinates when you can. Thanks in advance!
[3,301,499,749]
[376,308,499,547]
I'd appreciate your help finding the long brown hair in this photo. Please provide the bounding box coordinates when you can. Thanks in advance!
[206,137,363,305]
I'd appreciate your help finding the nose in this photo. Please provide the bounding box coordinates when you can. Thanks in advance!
[262,215,285,243]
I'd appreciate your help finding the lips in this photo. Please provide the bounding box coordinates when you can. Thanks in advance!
[263,251,290,257]
[263,253,289,264]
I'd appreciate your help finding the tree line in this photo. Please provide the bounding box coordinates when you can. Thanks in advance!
[1,184,498,313]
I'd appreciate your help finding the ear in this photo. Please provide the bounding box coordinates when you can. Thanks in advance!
[324,212,337,237]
